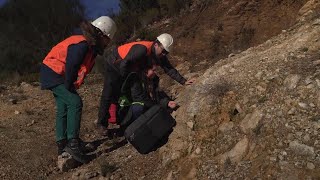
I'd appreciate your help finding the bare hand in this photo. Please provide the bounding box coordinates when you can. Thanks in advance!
[185,78,196,85]
[168,101,177,109]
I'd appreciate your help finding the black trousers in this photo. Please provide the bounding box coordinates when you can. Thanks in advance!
[97,58,122,127]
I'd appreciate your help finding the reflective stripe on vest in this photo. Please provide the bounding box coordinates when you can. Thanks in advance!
[117,41,153,60]
[42,35,95,89]
[132,102,144,106]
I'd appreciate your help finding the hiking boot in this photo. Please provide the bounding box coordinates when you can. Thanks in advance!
[96,124,109,136]
[57,139,67,155]
[79,138,95,154]
[64,138,90,164]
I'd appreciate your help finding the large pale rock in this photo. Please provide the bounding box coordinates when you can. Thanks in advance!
[217,137,249,164]
[240,110,264,134]
[289,141,315,158]
[284,74,301,90]
[218,122,234,133]
[57,153,80,172]
[298,0,320,19]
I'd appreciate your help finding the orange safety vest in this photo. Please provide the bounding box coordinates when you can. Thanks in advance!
[117,41,153,59]
[43,35,95,89]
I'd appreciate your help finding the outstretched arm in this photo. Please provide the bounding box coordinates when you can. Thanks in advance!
[160,56,187,85]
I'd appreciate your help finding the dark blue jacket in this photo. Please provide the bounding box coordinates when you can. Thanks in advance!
[40,41,98,90]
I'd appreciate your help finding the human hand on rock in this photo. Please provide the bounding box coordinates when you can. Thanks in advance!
[168,101,177,109]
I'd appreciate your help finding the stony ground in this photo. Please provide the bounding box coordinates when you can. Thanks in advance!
[1,0,320,179]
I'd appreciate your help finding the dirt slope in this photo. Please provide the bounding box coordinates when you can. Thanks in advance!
[0,0,320,179]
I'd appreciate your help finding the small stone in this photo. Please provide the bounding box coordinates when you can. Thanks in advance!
[188,144,193,154]
[313,60,320,66]
[270,156,277,161]
[84,172,99,179]
[57,153,79,172]
[235,103,242,113]
[256,85,266,92]
[74,171,81,177]
[284,74,301,90]
[288,108,296,115]
[279,161,289,167]
[298,102,308,109]
[229,68,236,73]
[166,171,173,180]
[218,122,234,133]
[228,53,235,58]
[309,103,316,108]
[316,79,320,87]
[307,162,315,170]
[303,134,310,142]
[278,155,284,161]
[127,155,132,159]
[9,98,17,104]
[14,110,20,115]
[187,121,194,130]
[195,147,201,155]
[282,151,287,156]
[240,110,264,133]
[296,132,303,137]
[26,120,35,127]
[305,77,313,85]
[276,111,283,117]
[255,72,263,79]
[307,84,314,89]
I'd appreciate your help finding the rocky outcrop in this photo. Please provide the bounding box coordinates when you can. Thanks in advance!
[159,0,320,178]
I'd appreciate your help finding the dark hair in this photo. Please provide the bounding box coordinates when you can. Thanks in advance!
[80,20,109,54]
[80,21,98,45]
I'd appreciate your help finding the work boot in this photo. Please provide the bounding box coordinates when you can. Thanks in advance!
[64,138,90,164]
[79,138,95,154]
[56,139,67,155]
[96,124,109,136]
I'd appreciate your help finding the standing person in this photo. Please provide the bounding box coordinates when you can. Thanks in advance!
[96,33,195,135]
[40,16,116,163]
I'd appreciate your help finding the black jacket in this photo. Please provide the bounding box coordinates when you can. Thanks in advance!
[121,72,171,110]
[106,43,187,85]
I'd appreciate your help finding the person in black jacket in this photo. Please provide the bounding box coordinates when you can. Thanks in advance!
[118,64,178,127]
[96,33,194,135]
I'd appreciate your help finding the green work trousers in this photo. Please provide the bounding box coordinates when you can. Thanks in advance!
[52,84,83,142]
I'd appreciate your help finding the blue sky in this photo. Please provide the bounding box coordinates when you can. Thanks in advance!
[0,0,120,20]
[0,0,6,6]
[80,0,120,20]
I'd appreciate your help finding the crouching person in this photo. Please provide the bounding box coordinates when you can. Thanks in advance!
[40,16,116,163]
[119,64,177,128]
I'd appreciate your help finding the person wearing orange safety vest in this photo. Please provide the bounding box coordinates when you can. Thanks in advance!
[40,16,116,164]
[96,33,195,136]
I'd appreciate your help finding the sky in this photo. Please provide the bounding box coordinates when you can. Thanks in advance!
[80,0,120,20]
[0,0,120,20]
[0,0,6,6]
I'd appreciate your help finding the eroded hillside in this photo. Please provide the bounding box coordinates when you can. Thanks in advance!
[0,0,319,179]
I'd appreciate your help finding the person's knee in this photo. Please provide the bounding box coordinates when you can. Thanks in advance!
[68,95,83,109]
[131,105,144,118]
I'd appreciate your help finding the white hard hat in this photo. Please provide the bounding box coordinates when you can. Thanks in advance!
[91,16,117,39]
[157,33,173,52]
